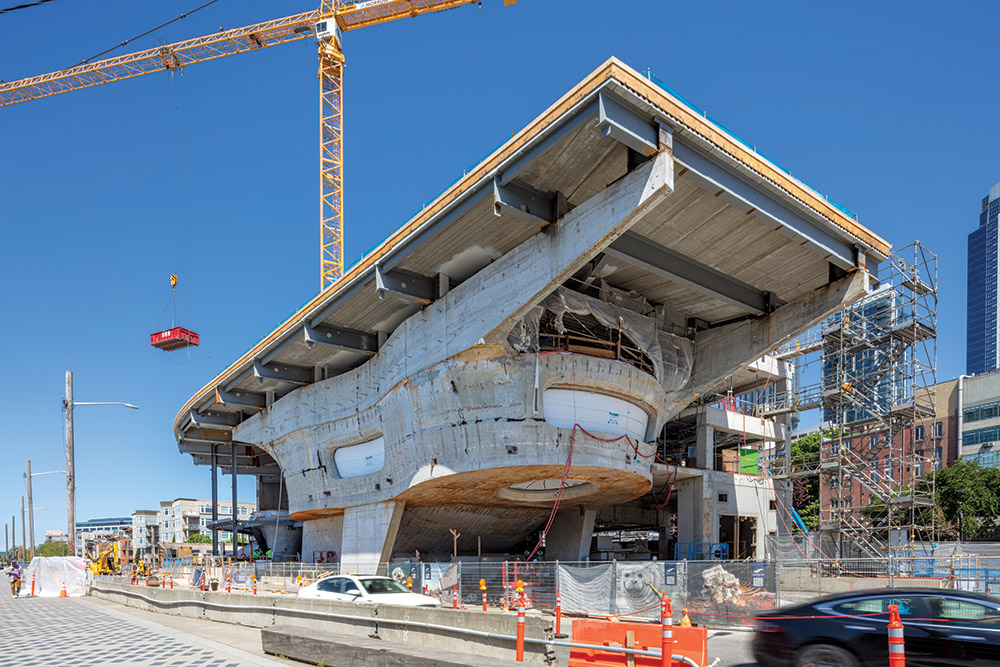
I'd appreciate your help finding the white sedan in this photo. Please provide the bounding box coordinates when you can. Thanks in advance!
[298,574,441,607]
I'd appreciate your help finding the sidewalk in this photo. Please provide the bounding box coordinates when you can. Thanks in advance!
[0,573,284,666]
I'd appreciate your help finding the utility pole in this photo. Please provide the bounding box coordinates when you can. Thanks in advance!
[21,497,26,561]
[65,370,75,557]
[26,460,35,561]
[4,522,8,559]
[10,515,14,561]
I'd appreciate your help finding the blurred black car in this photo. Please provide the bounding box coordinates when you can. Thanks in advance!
[752,588,1000,667]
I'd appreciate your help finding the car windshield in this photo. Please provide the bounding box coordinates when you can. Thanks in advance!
[358,578,411,595]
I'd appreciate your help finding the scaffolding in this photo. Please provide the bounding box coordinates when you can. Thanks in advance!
[766,241,938,558]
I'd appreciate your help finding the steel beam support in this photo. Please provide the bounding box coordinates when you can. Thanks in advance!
[672,141,863,271]
[605,231,778,314]
[211,451,219,556]
[492,177,555,225]
[252,360,312,385]
[215,388,266,409]
[183,427,233,444]
[304,323,378,355]
[597,92,658,156]
[665,270,869,408]
[375,266,435,305]
[189,410,240,428]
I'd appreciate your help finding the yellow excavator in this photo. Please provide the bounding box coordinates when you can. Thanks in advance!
[89,540,122,576]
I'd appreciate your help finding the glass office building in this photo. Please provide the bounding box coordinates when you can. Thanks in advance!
[968,183,1000,375]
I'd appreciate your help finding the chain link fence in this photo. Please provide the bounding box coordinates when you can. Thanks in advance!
[136,554,1000,627]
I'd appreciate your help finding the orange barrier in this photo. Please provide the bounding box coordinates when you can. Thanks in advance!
[888,604,905,667]
[555,591,563,636]
[515,580,526,662]
[452,585,458,610]
[569,618,707,667]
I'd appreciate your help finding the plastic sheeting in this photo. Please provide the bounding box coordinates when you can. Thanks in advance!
[557,561,684,620]
[23,556,88,597]
[507,286,693,393]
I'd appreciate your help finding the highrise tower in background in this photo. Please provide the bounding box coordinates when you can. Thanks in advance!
[968,183,1000,375]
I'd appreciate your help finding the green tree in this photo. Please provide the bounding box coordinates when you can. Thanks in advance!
[35,540,69,557]
[188,533,211,543]
[790,432,823,530]
[931,460,1000,539]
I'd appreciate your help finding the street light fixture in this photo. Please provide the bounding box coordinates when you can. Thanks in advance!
[63,371,139,557]
[25,463,66,561]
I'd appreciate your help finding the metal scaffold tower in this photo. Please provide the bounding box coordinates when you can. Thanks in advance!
[767,241,938,558]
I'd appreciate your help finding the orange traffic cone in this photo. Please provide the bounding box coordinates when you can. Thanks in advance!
[58,581,68,598]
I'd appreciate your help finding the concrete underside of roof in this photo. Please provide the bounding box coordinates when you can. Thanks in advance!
[172,58,884,566]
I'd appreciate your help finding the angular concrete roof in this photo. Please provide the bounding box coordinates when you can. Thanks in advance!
[173,57,888,475]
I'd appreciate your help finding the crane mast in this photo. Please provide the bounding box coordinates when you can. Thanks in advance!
[0,0,508,289]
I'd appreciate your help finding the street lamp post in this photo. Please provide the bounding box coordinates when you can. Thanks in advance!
[26,462,66,561]
[63,370,138,557]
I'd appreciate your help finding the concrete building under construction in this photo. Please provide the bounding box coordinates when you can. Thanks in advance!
[172,58,889,569]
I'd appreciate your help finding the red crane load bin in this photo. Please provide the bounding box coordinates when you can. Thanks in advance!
[150,327,200,351]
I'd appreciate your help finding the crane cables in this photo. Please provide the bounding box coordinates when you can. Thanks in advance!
[0,0,54,15]
[70,0,224,68]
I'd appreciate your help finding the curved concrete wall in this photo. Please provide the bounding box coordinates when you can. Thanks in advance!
[238,346,669,519]
[235,346,675,562]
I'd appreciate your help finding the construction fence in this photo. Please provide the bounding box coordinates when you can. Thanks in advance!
[137,554,1000,627]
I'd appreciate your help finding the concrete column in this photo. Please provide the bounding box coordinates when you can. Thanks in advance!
[674,476,705,545]
[302,515,344,564]
[544,509,597,561]
[696,414,714,471]
[256,478,288,512]
[341,501,405,574]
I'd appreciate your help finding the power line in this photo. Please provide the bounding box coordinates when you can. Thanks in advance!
[0,0,54,15]
[71,0,223,68]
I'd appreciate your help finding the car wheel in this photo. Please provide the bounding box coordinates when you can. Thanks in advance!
[795,644,859,667]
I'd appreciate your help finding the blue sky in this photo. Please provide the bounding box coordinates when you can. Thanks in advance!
[1,0,996,545]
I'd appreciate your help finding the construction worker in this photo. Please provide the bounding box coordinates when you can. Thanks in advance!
[8,561,22,598]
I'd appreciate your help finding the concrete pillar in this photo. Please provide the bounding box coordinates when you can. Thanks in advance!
[302,515,344,564]
[544,509,597,561]
[696,414,714,471]
[257,478,289,512]
[674,476,705,545]
[259,523,302,560]
[341,501,405,574]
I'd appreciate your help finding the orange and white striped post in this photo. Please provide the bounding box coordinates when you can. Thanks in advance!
[31,572,35,597]
[480,578,487,612]
[424,584,429,595]
[660,593,673,667]
[161,571,166,589]
[297,574,303,590]
[406,576,413,591]
[452,585,458,610]
[252,574,257,595]
[201,574,206,592]
[555,590,563,637]
[888,604,906,667]
[169,572,174,590]
[226,572,231,594]
[515,580,526,662]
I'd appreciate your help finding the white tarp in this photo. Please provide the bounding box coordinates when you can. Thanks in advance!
[23,556,88,597]
[507,286,693,393]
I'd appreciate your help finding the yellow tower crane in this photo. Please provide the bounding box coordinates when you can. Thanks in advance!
[0,0,519,290]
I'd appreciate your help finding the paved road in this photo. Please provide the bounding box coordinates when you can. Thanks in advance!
[708,629,756,667]
[0,574,284,667]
